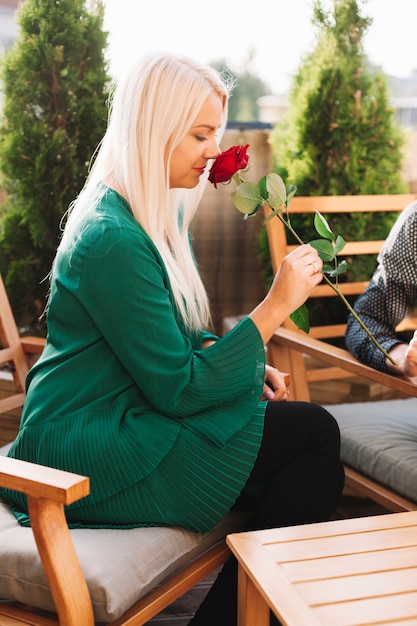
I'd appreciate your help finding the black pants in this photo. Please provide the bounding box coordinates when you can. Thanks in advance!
[189,401,345,626]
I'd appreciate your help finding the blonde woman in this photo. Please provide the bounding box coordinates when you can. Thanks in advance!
[1,52,344,625]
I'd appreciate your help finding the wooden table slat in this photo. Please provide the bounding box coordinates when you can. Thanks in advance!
[235,510,417,545]
[297,567,417,603]
[267,525,417,561]
[313,590,417,626]
[283,544,417,580]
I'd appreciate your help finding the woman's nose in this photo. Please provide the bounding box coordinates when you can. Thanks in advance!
[205,138,221,160]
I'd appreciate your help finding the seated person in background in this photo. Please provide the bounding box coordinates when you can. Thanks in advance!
[345,200,417,380]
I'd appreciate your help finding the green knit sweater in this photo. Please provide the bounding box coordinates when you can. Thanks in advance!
[2,189,267,531]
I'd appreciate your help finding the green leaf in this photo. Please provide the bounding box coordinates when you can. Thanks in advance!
[266,173,287,209]
[231,182,263,215]
[328,260,348,277]
[258,176,268,200]
[334,234,346,255]
[286,184,297,206]
[309,238,335,262]
[314,211,335,241]
[290,303,310,333]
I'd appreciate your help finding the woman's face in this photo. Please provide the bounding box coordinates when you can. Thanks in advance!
[169,91,223,189]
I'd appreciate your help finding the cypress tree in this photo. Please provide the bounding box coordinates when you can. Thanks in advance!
[261,0,408,328]
[0,0,109,328]
[271,0,406,198]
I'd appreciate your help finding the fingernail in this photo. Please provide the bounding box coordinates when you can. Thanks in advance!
[265,389,274,400]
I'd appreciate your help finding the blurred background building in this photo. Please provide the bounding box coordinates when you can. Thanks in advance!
[0,0,19,109]
[0,0,18,54]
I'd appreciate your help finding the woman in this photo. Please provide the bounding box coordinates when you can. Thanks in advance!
[1,52,344,624]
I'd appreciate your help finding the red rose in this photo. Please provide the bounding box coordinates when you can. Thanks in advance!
[208,144,250,188]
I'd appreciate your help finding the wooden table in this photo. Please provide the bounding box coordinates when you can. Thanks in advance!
[227,511,417,625]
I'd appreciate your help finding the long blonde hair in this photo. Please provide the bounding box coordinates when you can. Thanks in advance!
[59,52,231,332]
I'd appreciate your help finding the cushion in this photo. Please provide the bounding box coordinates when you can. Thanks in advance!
[0,444,247,622]
[325,397,417,503]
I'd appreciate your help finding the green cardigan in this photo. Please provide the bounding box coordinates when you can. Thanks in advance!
[3,189,267,531]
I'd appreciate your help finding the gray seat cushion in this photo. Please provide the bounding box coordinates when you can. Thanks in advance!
[325,397,417,503]
[0,444,246,622]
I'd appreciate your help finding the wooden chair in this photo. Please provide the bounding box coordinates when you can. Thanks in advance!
[264,193,417,400]
[269,327,417,512]
[264,194,417,513]
[0,452,244,625]
[0,275,244,625]
[0,273,45,413]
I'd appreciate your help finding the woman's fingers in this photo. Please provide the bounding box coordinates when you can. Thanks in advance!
[262,366,290,402]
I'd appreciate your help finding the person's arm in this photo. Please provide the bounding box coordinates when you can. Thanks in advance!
[346,202,417,374]
[345,275,411,372]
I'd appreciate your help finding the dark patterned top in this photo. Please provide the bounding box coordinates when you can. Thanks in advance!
[345,200,417,372]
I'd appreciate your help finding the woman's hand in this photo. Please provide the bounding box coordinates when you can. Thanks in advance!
[261,365,290,402]
[269,244,323,316]
[250,244,323,345]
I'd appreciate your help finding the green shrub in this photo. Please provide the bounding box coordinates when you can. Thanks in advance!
[0,0,110,328]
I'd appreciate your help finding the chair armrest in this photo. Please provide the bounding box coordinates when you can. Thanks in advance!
[0,456,94,626]
[0,455,89,504]
[271,327,417,398]
[21,336,46,354]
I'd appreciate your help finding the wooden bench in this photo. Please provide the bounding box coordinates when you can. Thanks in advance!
[270,327,417,512]
[264,193,417,400]
[263,194,417,512]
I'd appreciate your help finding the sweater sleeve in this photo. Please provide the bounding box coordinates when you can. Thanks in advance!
[345,275,408,371]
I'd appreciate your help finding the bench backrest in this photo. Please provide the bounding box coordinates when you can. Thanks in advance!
[264,193,417,340]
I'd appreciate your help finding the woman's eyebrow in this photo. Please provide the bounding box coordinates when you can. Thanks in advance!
[191,123,220,131]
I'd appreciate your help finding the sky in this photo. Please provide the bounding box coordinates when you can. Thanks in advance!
[102,0,417,96]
